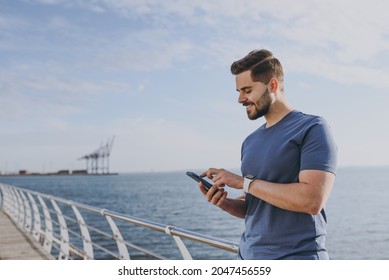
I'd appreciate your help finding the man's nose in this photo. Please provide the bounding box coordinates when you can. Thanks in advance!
[238,92,246,104]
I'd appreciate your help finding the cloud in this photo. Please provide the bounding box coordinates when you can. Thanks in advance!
[0,68,133,122]
[274,1,389,61]
[99,30,194,72]
[16,0,389,89]
[284,53,389,89]
[27,0,106,13]
[2,0,389,172]
[0,12,26,31]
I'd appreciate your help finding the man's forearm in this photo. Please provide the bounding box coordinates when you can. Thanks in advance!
[247,170,335,215]
[220,196,246,219]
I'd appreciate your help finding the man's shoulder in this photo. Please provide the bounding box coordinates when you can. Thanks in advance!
[243,111,330,143]
[291,111,330,131]
[290,110,321,122]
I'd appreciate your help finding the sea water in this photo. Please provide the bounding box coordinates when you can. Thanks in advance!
[1,166,388,259]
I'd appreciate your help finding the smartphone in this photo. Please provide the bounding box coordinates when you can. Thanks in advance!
[186,171,213,191]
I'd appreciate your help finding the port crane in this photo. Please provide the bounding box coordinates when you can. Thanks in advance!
[78,136,115,175]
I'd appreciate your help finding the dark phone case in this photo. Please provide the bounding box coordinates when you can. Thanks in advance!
[186,171,213,191]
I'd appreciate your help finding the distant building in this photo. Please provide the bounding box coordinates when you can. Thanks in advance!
[19,170,30,175]
[56,170,70,175]
[72,169,88,175]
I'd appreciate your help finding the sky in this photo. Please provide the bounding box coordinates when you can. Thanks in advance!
[1,0,389,174]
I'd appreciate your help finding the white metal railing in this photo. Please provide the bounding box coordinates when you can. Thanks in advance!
[0,183,239,260]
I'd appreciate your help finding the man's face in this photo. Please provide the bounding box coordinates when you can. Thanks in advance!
[235,70,272,120]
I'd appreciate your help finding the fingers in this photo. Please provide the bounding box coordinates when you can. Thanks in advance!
[216,191,228,207]
[201,168,242,189]
[199,183,217,197]
[198,182,208,195]
[203,168,230,188]
[207,186,227,205]
[200,169,214,180]
[199,179,228,209]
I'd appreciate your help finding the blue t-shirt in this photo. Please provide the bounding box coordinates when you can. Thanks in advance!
[239,110,337,260]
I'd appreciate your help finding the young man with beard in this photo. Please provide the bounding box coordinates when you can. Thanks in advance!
[199,49,337,260]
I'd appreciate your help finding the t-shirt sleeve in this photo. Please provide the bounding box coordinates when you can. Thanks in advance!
[300,117,338,174]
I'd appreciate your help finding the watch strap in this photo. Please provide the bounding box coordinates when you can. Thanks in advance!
[243,176,254,193]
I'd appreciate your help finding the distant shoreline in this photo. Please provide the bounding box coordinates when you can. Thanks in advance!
[0,173,119,177]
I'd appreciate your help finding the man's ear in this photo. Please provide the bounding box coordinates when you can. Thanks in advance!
[268,78,279,93]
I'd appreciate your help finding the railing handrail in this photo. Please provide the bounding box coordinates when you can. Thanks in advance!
[0,182,239,260]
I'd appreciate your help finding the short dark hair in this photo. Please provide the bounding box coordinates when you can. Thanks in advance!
[230,49,284,84]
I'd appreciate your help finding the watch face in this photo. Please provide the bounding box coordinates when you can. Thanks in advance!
[245,175,255,180]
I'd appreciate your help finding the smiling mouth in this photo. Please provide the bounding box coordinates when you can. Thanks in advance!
[243,103,254,110]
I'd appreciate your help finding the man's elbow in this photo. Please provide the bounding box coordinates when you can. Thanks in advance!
[306,205,323,215]
[304,200,326,215]
[299,170,335,215]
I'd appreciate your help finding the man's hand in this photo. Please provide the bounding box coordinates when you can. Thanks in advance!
[201,168,244,189]
[197,168,247,219]
[198,181,228,209]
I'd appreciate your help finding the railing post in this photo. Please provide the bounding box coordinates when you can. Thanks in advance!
[27,192,42,242]
[37,195,54,254]
[71,205,94,259]
[13,189,25,228]
[51,199,70,260]
[101,210,130,259]
[2,185,14,216]
[0,184,3,209]
[165,226,193,260]
[6,186,19,222]
[19,191,33,233]
[0,184,9,212]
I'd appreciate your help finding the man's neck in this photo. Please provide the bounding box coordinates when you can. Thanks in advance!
[264,102,293,128]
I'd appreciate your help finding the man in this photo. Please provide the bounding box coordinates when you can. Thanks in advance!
[199,49,337,260]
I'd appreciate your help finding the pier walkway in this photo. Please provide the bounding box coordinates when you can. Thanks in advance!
[0,211,52,260]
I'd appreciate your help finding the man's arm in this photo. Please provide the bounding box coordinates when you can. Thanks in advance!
[199,183,246,219]
[247,169,335,215]
[203,168,335,215]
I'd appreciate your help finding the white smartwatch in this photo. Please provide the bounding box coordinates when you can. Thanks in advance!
[243,175,255,193]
